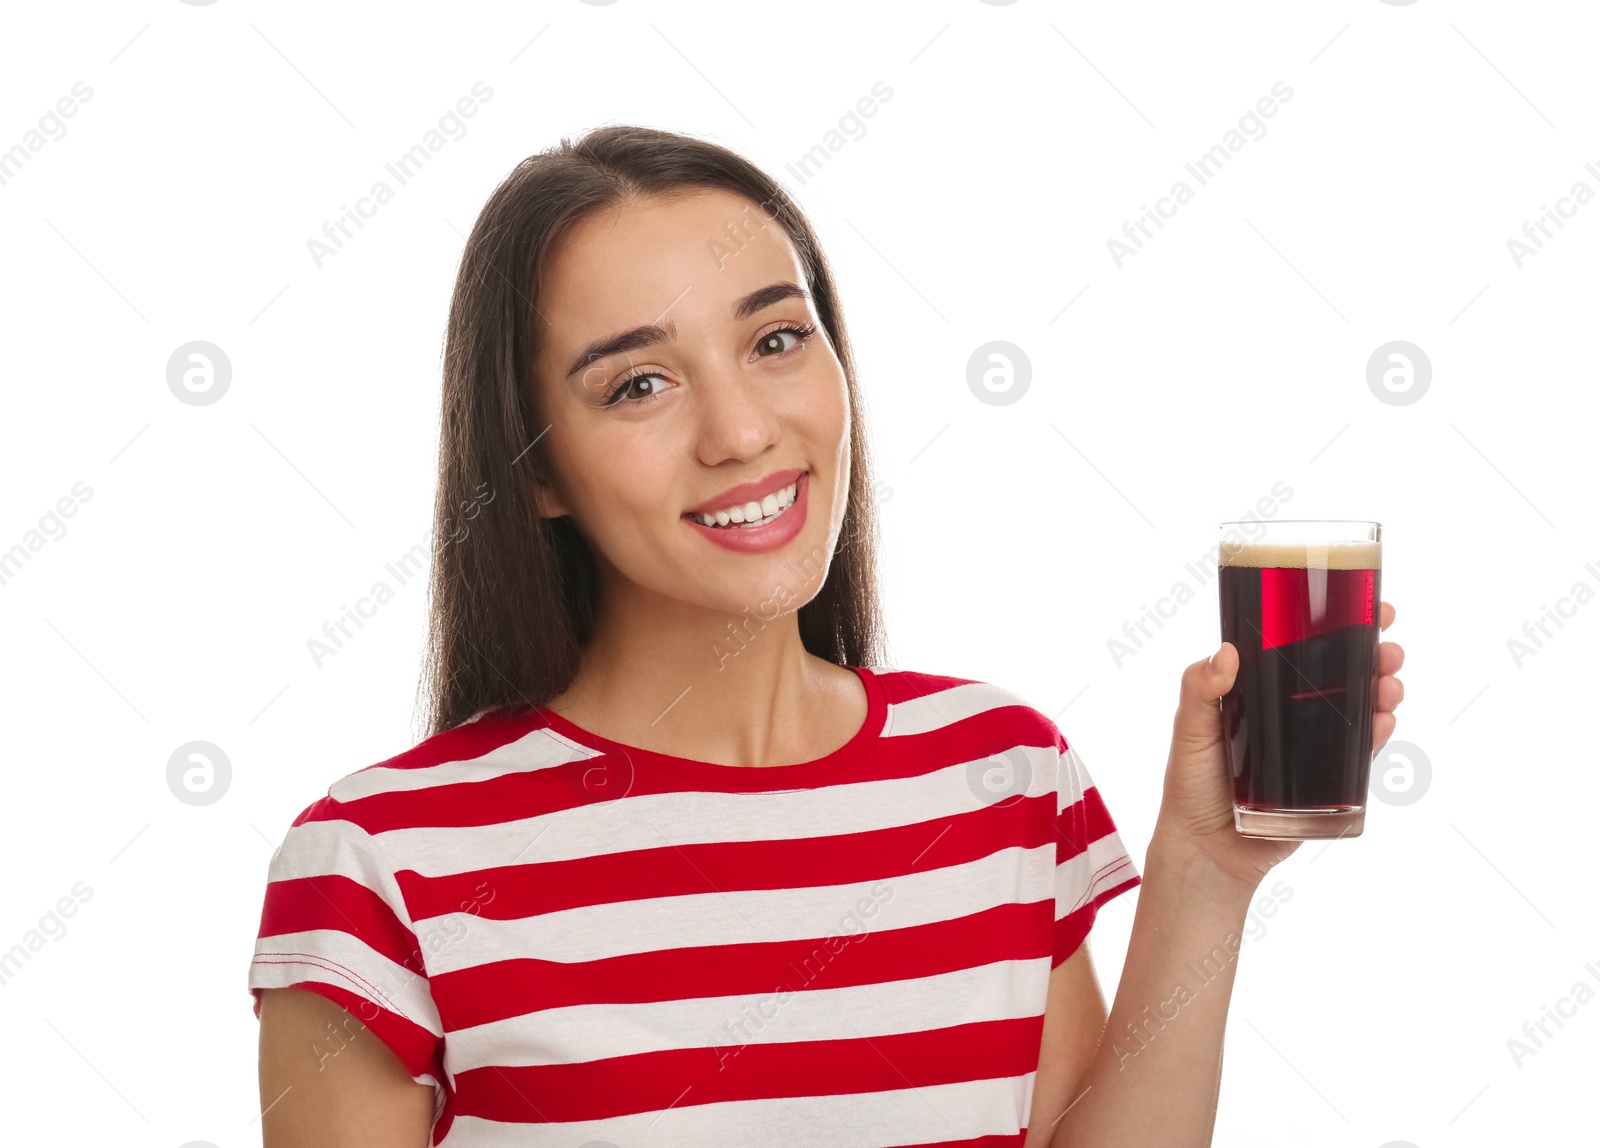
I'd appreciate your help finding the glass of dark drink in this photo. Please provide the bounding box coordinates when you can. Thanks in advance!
[1217,520,1382,840]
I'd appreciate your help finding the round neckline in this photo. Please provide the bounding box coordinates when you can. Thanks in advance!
[534,664,885,790]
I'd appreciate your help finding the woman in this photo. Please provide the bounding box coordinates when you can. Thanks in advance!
[249,125,1405,1146]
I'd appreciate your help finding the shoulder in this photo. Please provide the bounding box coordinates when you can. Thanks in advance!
[870,664,1064,749]
[289,705,570,836]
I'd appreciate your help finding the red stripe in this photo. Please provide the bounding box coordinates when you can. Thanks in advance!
[874,667,986,704]
[432,900,1054,1029]
[449,1016,1043,1124]
[256,872,424,978]
[1053,873,1141,967]
[403,780,1117,927]
[1054,786,1117,863]
[873,705,1057,785]
[401,794,1057,920]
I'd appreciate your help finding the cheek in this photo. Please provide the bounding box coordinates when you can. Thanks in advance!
[790,371,852,527]
[787,365,850,451]
[564,435,679,540]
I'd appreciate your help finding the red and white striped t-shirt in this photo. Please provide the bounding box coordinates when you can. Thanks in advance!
[247,664,1141,1146]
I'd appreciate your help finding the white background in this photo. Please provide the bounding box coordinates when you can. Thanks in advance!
[1,1,1595,1144]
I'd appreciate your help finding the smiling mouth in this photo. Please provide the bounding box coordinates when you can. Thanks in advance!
[684,473,806,529]
[684,473,812,530]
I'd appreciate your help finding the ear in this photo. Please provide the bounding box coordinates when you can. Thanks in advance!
[533,480,570,520]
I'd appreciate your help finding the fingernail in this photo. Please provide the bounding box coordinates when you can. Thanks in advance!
[1208,648,1220,670]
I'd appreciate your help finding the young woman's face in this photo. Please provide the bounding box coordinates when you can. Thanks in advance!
[530,187,852,617]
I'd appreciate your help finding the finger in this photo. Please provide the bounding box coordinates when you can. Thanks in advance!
[1380,601,1395,630]
[1171,643,1236,753]
[1373,674,1404,712]
[1378,640,1405,676]
[1372,710,1396,755]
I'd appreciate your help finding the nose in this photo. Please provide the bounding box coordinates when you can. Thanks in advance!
[684,356,782,467]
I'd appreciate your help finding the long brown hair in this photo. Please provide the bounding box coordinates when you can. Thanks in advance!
[415,125,889,740]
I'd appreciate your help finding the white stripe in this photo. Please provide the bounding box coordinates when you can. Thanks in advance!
[1056,830,1139,917]
[248,928,443,1035]
[437,1075,1034,1148]
[269,817,416,920]
[377,752,1059,877]
[329,727,583,803]
[446,957,1050,1072]
[883,679,1034,738]
[1057,741,1098,809]
[418,844,1057,971]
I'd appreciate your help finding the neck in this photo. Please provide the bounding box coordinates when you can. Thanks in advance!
[553,575,839,767]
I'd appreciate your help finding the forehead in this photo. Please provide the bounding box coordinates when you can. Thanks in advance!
[537,188,806,347]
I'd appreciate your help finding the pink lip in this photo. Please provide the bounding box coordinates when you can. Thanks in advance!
[685,467,807,517]
[683,472,809,554]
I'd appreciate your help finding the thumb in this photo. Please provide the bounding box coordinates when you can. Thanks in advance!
[1170,642,1238,756]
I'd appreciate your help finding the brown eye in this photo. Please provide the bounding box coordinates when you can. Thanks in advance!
[755,322,817,358]
[757,331,795,356]
[604,371,669,407]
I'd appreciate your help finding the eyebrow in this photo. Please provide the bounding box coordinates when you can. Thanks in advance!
[564,281,810,379]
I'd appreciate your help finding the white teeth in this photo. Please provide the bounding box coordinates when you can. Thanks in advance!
[692,480,799,528]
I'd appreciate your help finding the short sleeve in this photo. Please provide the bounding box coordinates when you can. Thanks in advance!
[247,796,448,1110]
[1051,735,1141,968]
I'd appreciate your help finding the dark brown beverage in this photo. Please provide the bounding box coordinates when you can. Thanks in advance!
[1218,535,1382,839]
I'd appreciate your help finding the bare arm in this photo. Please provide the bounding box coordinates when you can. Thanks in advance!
[1024,943,1109,1146]
[1046,830,1254,1146]
[1045,617,1404,1144]
[257,986,435,1148]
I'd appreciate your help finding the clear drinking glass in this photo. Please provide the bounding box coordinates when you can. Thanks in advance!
[1217,520,1383,840]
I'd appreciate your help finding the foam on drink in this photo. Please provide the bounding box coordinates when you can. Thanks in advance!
[1219,539,1382,570]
